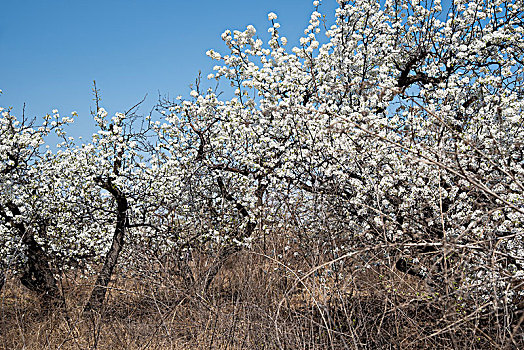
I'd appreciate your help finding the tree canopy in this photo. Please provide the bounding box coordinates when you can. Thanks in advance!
[1,0,523,334]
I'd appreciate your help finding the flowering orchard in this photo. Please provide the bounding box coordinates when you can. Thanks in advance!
[1,0,523,336]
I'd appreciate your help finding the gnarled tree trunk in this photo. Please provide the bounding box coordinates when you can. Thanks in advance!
[0,271,5,293]
[0,202,62,308]
[199,176,260,293]
[84,177,128,313]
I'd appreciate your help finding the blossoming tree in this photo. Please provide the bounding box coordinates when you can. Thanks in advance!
[0,0,522,326]
[157,0,524,312]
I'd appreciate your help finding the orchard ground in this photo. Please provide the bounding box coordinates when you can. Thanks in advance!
[0,230,512,349]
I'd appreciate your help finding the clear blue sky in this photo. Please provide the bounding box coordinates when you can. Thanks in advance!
[1,0,337,136]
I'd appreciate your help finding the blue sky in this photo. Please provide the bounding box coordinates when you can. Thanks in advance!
[1,0,337,136]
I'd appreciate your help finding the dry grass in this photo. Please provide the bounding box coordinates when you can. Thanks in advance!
[1,237,523,349]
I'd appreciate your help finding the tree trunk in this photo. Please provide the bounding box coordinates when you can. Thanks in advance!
[84,178,128,313]
[201,244,241,293]
[0,202,62,308]
[0,271,4,293]
[20,234,63,308]
[200,177,259,293]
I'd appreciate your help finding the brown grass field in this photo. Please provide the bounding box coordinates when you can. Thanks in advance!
[1,235,522,349]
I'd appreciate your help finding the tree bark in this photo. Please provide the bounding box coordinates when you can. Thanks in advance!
[201,244,241,293]
[0,271,5,293]
[0,202,62,308]
[84,177,128,313]
[200,177,258,293]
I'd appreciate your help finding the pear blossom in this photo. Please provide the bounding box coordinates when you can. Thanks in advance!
[267,12,277,21]
[0,0,522,327]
